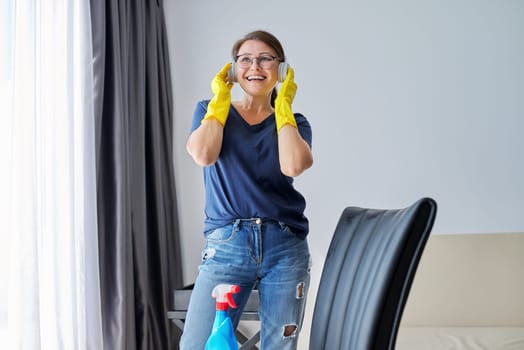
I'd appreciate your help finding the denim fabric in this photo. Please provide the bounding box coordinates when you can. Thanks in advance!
[179,218,311,350]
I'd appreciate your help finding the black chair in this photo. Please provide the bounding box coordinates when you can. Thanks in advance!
[309,197,437,350]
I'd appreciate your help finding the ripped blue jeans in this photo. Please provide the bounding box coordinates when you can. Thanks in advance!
[179,218,311,350]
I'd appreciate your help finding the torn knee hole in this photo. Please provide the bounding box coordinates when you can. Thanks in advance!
[296,282,305,299]
[283,324,297,337]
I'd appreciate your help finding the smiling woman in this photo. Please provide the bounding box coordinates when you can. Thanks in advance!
[181,30,314,350]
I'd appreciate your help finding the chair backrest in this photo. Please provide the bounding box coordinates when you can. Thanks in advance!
[309,197,437,350]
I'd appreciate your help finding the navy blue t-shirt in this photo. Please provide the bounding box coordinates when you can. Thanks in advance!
[190,100,312,238]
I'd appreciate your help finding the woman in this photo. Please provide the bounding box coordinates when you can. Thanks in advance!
[180,30,313,350]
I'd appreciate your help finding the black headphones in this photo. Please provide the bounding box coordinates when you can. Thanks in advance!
[227,61,289,84]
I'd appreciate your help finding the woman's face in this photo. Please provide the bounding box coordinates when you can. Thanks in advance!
[235,40,279,99]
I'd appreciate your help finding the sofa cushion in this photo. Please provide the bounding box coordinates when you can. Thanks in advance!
[400,233,524,327]
[396,327,524,350]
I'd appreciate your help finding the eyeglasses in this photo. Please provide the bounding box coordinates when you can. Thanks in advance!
[235,54,280,69]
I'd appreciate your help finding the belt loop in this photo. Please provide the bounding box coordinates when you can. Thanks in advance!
[232,219,241,231]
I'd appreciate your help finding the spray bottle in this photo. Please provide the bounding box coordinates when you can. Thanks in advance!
[204,284,240,350]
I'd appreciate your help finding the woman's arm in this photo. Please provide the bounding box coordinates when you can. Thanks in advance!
[278,125,313,177]
[274,67,313,177]
[187,63,232,167]
[186,119,224,167]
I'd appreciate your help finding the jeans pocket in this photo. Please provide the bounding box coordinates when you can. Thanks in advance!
[201,224,245,265]
[205,224,236,242]
[279,221,299,238]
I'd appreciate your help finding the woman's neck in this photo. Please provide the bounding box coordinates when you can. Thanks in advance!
[232,95,274,125]
[235,95,273,114]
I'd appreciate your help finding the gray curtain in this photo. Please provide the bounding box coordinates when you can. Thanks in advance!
[90,0,183,349]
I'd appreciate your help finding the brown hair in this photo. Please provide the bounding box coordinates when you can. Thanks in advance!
[231,30,285,107]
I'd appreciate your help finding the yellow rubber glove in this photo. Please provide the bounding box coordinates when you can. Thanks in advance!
[202,63,234,126]
[274,67,298,132]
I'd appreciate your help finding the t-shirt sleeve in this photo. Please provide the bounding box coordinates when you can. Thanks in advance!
[190,100,210,133]
[295,113,313,148]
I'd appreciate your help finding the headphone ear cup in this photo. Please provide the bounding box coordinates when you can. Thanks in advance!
[228,62,237,83]
[278,62,289,82]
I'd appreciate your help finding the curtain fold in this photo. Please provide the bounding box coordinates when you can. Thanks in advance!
[6,0,103,348]
[90,0,183,349]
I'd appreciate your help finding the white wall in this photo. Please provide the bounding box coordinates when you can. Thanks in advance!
[164,0,524,346]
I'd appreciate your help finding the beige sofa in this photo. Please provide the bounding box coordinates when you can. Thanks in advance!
[396,233,524,350]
